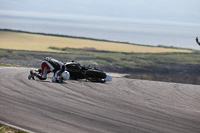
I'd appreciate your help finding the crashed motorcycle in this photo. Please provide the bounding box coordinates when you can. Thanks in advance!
[65,61,112,83]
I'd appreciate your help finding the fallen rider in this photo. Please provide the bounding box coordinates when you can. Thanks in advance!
[28,57,70,83]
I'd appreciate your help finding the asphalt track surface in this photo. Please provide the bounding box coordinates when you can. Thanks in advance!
[0,67,200,133]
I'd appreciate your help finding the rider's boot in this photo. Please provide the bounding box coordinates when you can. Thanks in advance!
[28,70,35,80]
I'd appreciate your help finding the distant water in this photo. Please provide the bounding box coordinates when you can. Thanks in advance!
[0,16,200,50]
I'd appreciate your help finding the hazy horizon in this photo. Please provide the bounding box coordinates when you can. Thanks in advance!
[0,0,200,49]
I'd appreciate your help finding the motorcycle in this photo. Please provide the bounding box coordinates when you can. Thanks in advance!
[65,61,112,83]
[28,61,112,83]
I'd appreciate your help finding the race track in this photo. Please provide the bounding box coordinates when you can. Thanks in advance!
[0,67,200,133]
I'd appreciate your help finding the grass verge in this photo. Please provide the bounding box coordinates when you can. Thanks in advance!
[0,63,23,67]
[0,123,26,133]
[1,48,200,85]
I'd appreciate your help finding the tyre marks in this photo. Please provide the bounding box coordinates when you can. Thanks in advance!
[0,68,200,133]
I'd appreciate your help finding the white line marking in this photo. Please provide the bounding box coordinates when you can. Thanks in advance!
[0,120,35,133]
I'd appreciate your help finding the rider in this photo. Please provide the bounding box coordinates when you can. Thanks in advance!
[196,37,200,46]
[28,57,70,83]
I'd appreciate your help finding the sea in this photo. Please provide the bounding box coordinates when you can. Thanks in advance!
[0,15,200,50]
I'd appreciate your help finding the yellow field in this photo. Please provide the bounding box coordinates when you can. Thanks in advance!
[0,31,192,53]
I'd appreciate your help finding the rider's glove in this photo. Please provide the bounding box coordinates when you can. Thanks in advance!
[58,77,63,83]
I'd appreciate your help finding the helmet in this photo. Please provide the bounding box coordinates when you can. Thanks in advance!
[61,71,70,80]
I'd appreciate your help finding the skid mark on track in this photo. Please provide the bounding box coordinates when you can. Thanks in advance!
[0,68,200,133]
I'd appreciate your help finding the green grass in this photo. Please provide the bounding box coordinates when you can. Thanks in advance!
[0,63,22,67]
[0,124,26,133]
[1,47,200,84]
[0,63,34,68]
[1,48,200,69]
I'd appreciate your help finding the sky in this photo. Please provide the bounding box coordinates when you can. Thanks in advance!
[0,0,200,49]
[0,0,199,23]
